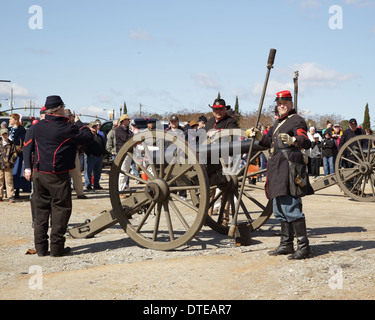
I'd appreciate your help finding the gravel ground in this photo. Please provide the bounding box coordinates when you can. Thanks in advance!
[1,168,375,300]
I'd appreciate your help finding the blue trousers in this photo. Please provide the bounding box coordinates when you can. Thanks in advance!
[273,195,305,223]
[323,156,335,175]
[84,155,103,188]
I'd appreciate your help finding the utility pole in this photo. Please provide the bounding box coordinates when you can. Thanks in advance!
[10,88,14,114]
[139,103,142,117]
[293,71,299,113]
[0,80,11,115]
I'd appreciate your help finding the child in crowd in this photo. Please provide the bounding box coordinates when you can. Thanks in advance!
[321,131,335,175]
[0,128,18,202]
[310,133,322,179]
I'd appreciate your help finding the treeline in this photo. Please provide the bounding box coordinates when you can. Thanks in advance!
[128,105,361,131]
[124,94,371,131]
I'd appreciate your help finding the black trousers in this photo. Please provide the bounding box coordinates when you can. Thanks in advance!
[33,171,72,255]
[310,157,321,177]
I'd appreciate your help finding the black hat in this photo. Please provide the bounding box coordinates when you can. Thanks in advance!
[44,95,64,110]
[198,115,207,123]
[170,115,179,121]
[349,118,357,126]
[210,98,226,109]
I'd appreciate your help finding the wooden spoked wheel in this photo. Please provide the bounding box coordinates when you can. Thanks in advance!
[335,135,375,202]
[109,130,209,250]
[194,129,273,235]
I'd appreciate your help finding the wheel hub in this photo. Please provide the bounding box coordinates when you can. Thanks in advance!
[219,175,238,192]
[145,179,170,202]
[359,162,373,175]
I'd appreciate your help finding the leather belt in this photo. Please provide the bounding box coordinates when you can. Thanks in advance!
[270,146,299,155]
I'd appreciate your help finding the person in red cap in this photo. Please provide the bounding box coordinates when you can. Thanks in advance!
[247,90,313,260]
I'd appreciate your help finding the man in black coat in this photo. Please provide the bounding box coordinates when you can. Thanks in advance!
[205,98,238,134]
[248,90,312,260]
[23,96,93,257]
[84,121,106,190]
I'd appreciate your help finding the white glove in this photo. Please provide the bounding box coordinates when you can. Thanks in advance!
[246,128,262,141]
[279,133,296,146]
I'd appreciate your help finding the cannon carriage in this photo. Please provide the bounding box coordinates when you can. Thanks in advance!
[68,129,375,251]
[68,48,375,251]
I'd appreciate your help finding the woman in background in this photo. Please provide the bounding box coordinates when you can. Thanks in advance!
[9,114,31,198]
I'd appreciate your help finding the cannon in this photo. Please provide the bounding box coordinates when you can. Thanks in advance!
[69,129,272,249]
[68,130,374,250]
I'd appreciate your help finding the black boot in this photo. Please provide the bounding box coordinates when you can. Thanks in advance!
[268,221,295,256]
[288,218,311,260]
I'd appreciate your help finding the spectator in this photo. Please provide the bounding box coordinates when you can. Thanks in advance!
[1,121,7,129]
[187,119,199,147]
[65,109,87,199]
[310,133,322,179]
[0,128,17,202]
[365,128,375,147]
[131,121,139,134]
[198,115,207,129]
[84,121,106,191]
[306,126,321,175]
[146,120,155,131]
[129,121,140,180]
[339,118,366,192]
[95,119,106,143]
[9,113,30,198]
[23,95,93,257]
[116,114,133,197]
[106,120,118,160]
[320,131,335,175]
[165,115,187,147]
[322,121,332,135]
[331,124,342,162]
[166,114,188,199]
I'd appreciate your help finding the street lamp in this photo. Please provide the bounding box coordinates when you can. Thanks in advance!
[0,80,12,113]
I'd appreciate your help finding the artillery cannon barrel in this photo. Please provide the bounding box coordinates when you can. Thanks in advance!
[149,139,267,165]
[196,139,267,160]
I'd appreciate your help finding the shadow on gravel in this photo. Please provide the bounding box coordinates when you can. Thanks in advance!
[309,226,367,237]
[310,240,375,257]
[70,238,137,255]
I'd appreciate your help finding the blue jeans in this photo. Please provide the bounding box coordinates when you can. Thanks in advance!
[323,156,335,175]
[273,195,305,223]
[84,155,103,188]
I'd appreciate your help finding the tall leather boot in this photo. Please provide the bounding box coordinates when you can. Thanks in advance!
[288,218,311,260]
[268,221,295,256]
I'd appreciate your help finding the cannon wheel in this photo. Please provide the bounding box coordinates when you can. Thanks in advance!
[335,135,375,202]
[193,129,273,235]
[109,130,209,251]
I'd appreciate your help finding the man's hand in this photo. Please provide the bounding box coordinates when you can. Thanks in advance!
[74,112,80,123]
[24,169,33,181]
[246,127,262,141]
[279,133,296,146]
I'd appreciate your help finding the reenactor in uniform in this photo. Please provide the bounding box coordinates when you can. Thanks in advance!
[247,90,313,260]
[23,96,93,257]
[205,98,238,133]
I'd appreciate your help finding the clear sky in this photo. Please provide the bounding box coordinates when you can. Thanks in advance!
[1,0,374,125]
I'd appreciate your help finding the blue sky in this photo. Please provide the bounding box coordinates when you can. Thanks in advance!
[1,0,374,125]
